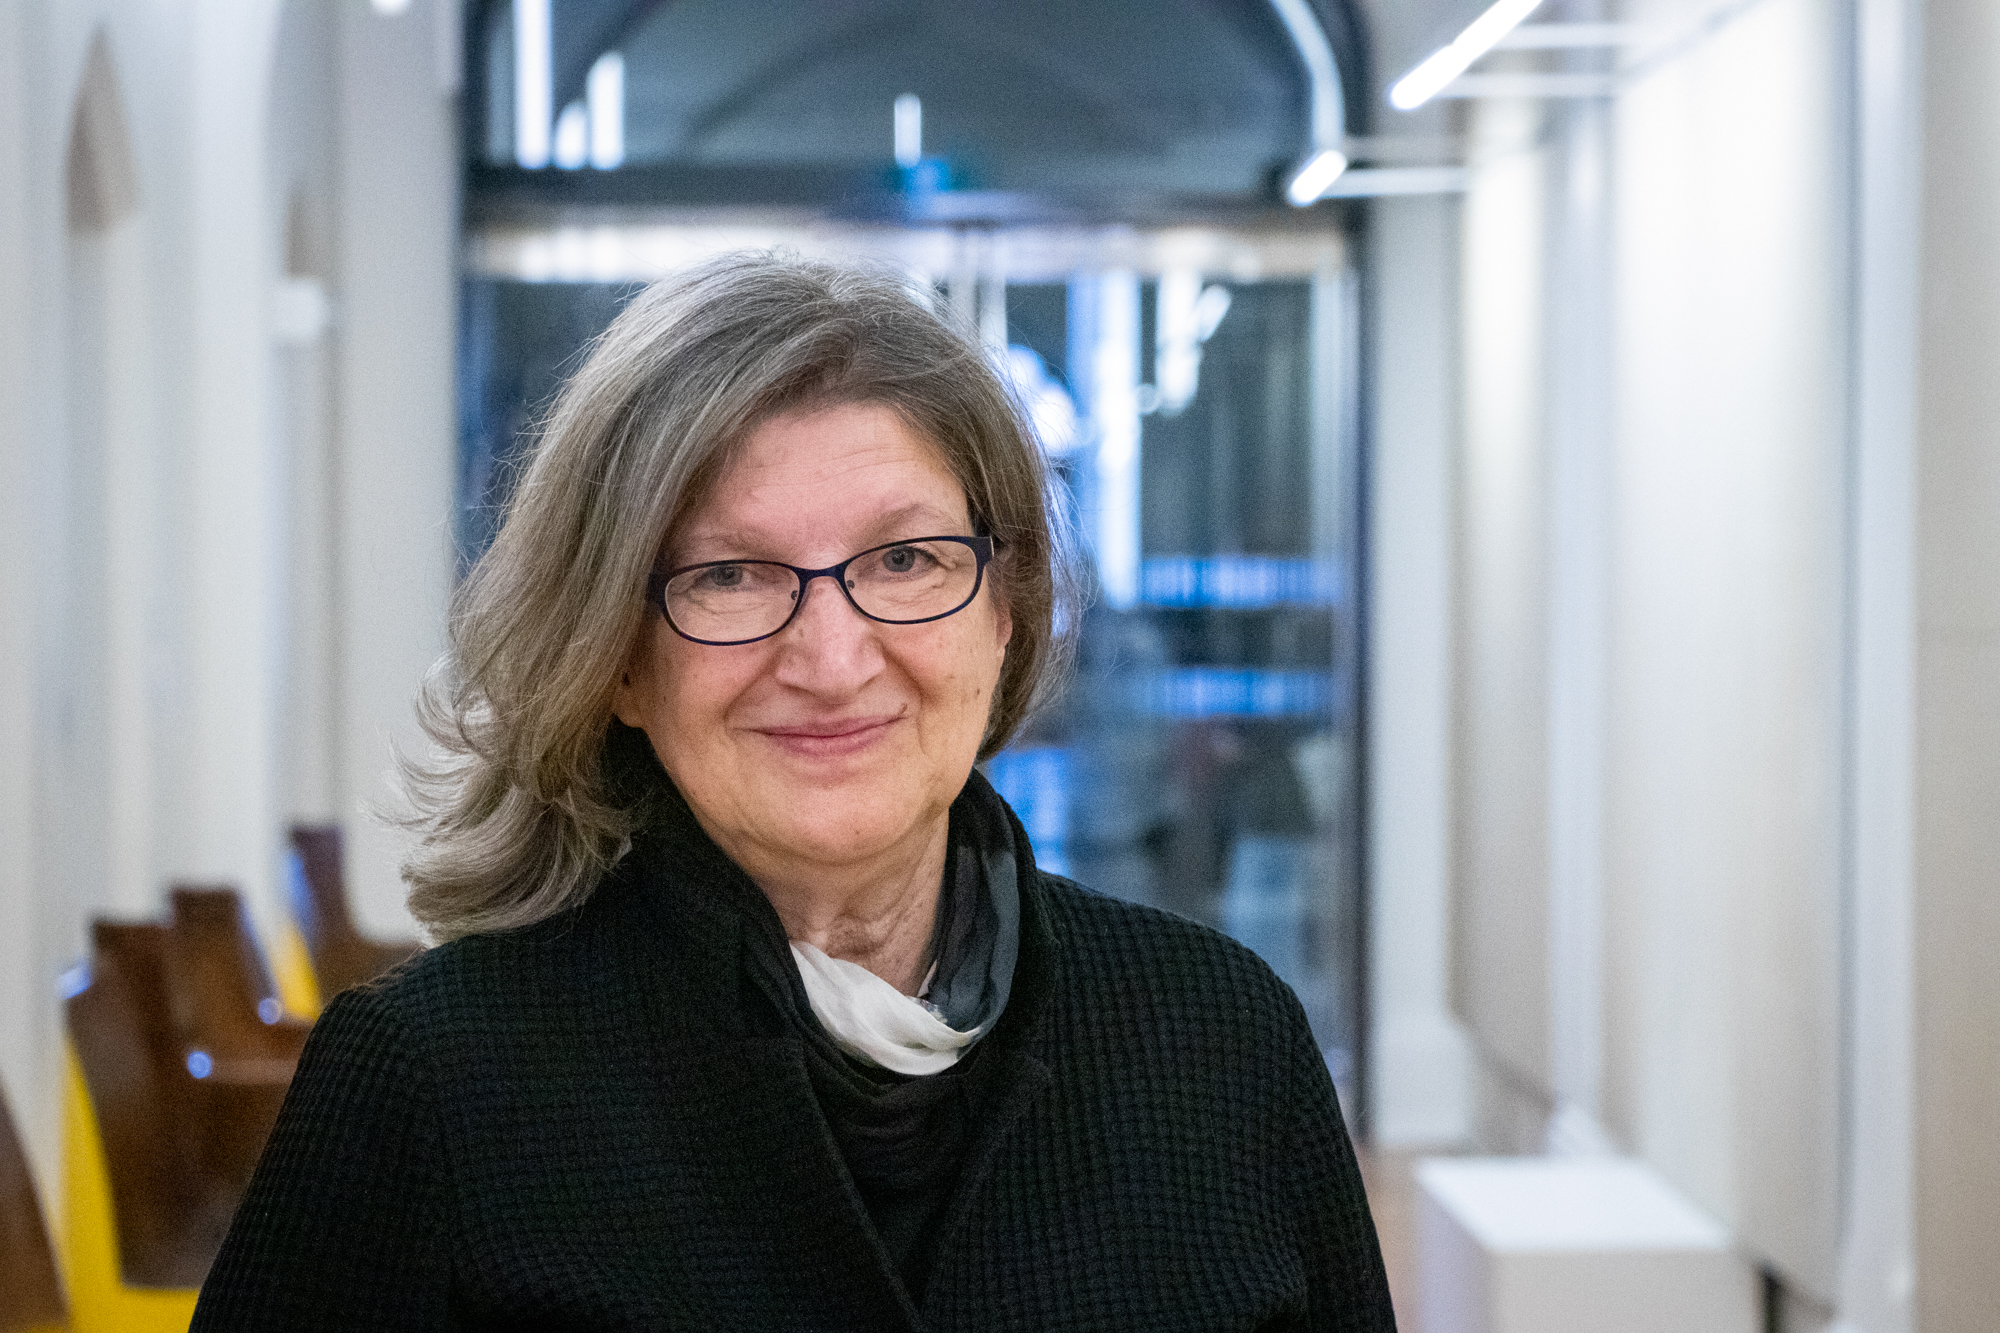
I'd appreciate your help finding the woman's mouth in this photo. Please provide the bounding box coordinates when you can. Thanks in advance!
[755,714,901,758]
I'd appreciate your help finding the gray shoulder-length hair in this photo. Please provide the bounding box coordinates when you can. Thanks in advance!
[402,252,1082,941]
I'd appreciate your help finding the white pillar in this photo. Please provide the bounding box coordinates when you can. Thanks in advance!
[334,0,458,937]
[1836,0,1917,1325]
[1368,191,1472,1148]
[1907,0,2000,1324]
[1542,96,1615,1157]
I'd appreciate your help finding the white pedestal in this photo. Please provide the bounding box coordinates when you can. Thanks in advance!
[1415,1157,1760,1333]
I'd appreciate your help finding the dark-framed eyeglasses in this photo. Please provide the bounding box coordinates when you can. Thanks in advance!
[649,535,997,646]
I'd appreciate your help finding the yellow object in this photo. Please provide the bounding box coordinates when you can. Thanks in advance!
[58,1043,198,1333]
[270,918,323,1021]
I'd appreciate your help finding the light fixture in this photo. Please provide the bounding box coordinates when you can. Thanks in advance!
[1267,0,1348,208]
[1389,0,1545,111]
[370,0,411,12]
[588,52,625,169]
[513,0,553,168]
[1285,147,1351,206]
[894,93,922,168]
[552,102,588,170]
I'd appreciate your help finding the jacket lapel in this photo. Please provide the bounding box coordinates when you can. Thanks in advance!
[647,1035,919,1330]
[620,845,920,1330]
[915,855,1062,1317]
[608,773,1068,1332]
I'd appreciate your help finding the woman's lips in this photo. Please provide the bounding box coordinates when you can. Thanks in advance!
[755,714,900,758]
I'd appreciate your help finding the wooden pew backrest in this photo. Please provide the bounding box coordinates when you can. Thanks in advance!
[287,824,419,997]
[0,1080,66,1332]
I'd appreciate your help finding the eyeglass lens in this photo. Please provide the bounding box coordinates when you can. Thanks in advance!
[664,538,983,643]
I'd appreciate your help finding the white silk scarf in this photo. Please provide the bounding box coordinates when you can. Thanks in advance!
[789,941,984,1076]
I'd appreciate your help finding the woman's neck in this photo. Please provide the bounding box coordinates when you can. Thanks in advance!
[722,816,949,996]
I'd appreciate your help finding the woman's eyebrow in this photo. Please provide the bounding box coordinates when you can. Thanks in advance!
[855,502,965,539]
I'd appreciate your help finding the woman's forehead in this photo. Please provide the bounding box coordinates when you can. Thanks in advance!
[671,402,971,556]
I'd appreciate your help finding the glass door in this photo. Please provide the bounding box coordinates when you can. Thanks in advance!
[460,220,1366,1111]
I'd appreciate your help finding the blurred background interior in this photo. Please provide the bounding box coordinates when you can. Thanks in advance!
[0,0,1994,1330]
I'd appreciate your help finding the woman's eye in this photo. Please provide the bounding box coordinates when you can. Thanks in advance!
[700,564,746,589]
[879,544,935,574]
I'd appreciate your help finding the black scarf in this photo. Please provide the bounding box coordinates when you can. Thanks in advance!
[609,724,1023,1299]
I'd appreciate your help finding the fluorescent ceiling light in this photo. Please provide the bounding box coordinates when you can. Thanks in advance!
[894,93,922,168]
[553,102,588,170]
[1285,148,1350,206]
[588,52,625,169]
[1390,0,1545,111]
[514,0,553,168]
[371,0,412,13]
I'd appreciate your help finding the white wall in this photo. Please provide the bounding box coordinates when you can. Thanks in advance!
[333,0,459,938]
[267,0,343,827]
[1369,189,1474,1148]
[1907,0,2000,1324]
[1362,0,1476,1151]
[1604,0,1847,1297]
[0,0,458,1204]
[0,0,285,1199]
[1841,0,1919,1326]
[1453,95,1555,1148]
[1443,0,1849,1303]
[0,0,38,1173]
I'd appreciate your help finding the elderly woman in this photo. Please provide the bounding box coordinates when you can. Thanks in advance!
[193,255,1395,1331]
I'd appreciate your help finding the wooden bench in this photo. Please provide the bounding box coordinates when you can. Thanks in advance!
[163,888,312,1197]
[64,888,314,1327]
[66,920,227,1291]
[287,825,418,998]
[0,1078,65,1333]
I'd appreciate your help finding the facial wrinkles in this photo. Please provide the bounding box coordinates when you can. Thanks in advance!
[630,400,1006,891]
[675,451,962,569]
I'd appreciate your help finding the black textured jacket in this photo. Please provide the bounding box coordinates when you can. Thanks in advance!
[192,802,1396,1332]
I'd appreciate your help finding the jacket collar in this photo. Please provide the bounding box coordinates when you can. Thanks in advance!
[599,763,1060,1328]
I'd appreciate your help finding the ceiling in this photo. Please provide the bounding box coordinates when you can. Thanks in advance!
[466,0,1370,216]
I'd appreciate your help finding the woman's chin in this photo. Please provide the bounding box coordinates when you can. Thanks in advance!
[742,777,944,868]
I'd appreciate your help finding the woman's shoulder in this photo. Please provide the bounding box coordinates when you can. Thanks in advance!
[320,871,654,1042]
[1030,871,1306,1033]
[1034,870,1278,970]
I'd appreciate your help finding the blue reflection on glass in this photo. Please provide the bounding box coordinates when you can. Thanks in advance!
[1141,554,1344,609]
[982,746,1073,878]
[1122,667,1337,720]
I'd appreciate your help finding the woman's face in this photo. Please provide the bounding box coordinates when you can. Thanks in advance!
[614,401,1012,876]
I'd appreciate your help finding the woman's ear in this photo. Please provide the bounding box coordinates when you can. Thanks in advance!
[610,653,648,730]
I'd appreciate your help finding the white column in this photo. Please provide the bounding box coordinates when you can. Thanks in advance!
[1368,191,1471,1148]
[1908,0,2000,1324]
[1543,96,1615,1157]
[182,0,287,940]
[335,0,458,937]
[1836,0,1917,1325]
[0,0,43,1190]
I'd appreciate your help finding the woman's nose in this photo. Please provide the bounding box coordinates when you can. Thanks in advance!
[771,574,882,691]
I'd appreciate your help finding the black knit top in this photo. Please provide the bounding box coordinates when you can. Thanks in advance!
[192,791,1397,1331]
